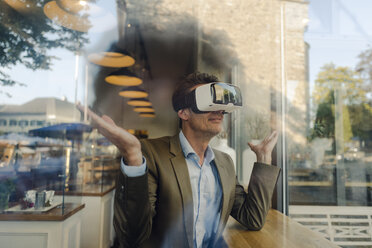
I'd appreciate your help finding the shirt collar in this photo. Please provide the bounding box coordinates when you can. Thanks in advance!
[179,131,215,164]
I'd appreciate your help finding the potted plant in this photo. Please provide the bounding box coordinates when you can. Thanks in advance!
[0,178,16,212]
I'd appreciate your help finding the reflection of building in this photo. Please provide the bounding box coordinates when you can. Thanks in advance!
[0,97,80,133]
[284,1,310,149]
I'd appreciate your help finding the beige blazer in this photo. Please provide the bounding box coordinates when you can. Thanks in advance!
[114,135,280,248]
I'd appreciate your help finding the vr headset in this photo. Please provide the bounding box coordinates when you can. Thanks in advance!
[173,83,243,114]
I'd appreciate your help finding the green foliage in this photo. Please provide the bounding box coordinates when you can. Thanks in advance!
[0,1,88,95]
[0,178,16,211]
[313,63,365,106]
[356,47,372,86]
[310,64,362,144]
[310,91,335,140]
[348,102,372,142]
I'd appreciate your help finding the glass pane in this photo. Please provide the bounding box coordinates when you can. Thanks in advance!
[286,0,372,247]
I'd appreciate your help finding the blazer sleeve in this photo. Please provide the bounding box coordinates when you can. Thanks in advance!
[113,139,158,248]
[230,162,281,230]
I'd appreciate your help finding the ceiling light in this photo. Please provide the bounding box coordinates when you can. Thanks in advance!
[105,68,142,86]
[88,45,135,67]
[44,1,91,32]
[139,113,155,118]
[133,107,154,113]
[118,87,148,98]
[5,0,35,14]
[127,98,152,107]
[43,0,115,33]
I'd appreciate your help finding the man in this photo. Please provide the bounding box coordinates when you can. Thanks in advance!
[80,72,280,248]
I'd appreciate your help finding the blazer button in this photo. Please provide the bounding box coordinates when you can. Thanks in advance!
[121,185,124,191]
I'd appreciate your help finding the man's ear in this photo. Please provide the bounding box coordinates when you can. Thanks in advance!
[178,109,190,121]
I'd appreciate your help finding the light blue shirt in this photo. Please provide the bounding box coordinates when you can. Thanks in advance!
[121,131,223,248]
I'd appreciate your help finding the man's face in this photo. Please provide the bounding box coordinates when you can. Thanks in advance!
[186,109,224,137]
[179,84,224,138]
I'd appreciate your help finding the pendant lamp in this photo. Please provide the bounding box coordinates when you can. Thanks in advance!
[139,112,155,118]
[105,68,142,86]
[127,98,152,106]
[119,86,148,98]
[88,51,135,68]
[133,107,154,113]
[43,0,115,33]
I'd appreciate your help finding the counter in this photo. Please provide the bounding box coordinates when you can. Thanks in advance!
[223,209,341,248]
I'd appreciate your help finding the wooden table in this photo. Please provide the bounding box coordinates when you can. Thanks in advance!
[223,209,340,248]
[0,203,84,221]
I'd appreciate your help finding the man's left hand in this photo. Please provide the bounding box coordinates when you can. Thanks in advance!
[248,131,278,165]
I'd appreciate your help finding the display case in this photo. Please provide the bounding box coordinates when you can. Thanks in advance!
[0,140,84,214]
[0,125,122,211]
[0,122,120,247]
[76,129,120,194]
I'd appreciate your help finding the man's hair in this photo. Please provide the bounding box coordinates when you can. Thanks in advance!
[172,72,219,112]
[172,72,219,128]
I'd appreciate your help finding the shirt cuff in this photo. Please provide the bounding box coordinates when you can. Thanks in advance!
[120,157,147,177]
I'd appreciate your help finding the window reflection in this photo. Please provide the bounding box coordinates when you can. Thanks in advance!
[1,0,371,247]
[288,0,372,246]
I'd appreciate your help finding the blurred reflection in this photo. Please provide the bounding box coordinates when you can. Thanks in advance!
[0,0,87,94]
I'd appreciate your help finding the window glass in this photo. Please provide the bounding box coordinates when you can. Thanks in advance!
[4,0,370,247]
[18,120,29,127]
[29,120,37,126]
[9,120,17,126]
[286,0,372,247]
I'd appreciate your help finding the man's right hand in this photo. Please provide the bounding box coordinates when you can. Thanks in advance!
[77,103,143,166]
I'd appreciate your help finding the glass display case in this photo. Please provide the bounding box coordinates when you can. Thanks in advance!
[0,123,121,215]
[0,140,82,214]
[77,129,120,194]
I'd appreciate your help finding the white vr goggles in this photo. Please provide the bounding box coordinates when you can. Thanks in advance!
[173,83,243,114]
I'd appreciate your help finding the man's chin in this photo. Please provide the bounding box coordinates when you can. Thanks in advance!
[207,126,222,137]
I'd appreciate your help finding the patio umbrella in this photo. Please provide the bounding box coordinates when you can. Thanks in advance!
[28,123,92,141]
[0,133,65,146]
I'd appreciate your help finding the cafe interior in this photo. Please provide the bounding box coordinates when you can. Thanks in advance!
[1,0,372,247]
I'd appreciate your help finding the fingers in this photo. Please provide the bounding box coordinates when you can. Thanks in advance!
[75,103,120,137]
[268,131,279,146]
[247,142,254,150]
[268,130,278,140]
[248,131,279,149]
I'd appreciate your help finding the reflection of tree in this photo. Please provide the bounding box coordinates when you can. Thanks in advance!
[349,103,372,145]
[310,91,352,150]
[310,64,365,148]
[313,63,365,106]
[0,0,87,97]
[356,46,372,91]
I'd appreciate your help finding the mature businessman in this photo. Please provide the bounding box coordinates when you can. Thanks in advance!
[80,72,280,248]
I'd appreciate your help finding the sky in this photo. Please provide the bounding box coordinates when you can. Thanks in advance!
[1,0,372,106]
[1,0,117,105]
[305,0,372,93]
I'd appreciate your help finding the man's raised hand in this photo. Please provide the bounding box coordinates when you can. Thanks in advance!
[248,131,278,165]
[76,103,143,166]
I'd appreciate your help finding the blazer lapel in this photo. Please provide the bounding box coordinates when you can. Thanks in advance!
[213,150,231,235]
[169,135,194,248]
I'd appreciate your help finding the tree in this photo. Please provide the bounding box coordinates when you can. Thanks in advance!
[348,102,372,145]
[310,91,352,148]
[310,64,363,145]
[0,0,87,97]
[356,46,372,91]
[313,63,366,106]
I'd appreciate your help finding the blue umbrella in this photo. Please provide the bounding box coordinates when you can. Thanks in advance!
[28,123,93,140]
